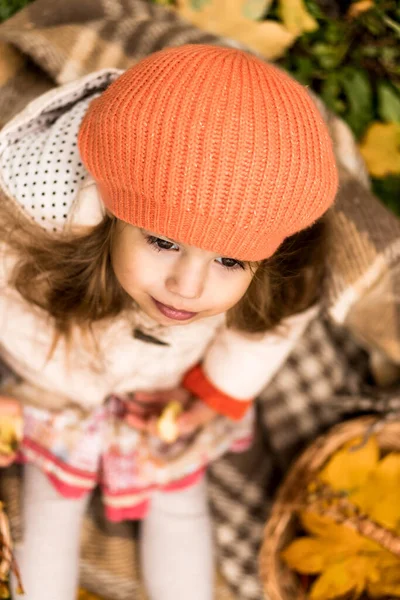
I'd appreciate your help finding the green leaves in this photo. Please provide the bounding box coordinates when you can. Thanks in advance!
[340,67,374,138]
[0,0,31,23]
[378,82,400,122]
[318,68,373,138]
[281,0,400,137]
[279,0,400,214]
[372,176,400,216]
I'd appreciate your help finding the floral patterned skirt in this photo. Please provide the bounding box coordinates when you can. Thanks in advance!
[18,395,254,521]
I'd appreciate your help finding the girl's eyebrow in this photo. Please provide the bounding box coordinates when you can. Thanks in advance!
[140,228,177,244]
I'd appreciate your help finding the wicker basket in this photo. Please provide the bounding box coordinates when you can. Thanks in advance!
[259,416,400,600]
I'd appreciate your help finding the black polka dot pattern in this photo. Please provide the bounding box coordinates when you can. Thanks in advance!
[0,94,103,232]
[0,70,120,233]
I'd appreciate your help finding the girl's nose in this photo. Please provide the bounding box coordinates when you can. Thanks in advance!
[165,258,207,300]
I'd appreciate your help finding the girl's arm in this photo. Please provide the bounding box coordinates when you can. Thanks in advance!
[183,304,319,420]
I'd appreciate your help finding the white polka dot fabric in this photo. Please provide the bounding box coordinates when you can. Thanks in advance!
[0,69,121,233]
[0,95,100,233]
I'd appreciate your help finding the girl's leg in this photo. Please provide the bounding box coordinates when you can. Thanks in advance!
[11,464,89,600]
[140,477,214,600]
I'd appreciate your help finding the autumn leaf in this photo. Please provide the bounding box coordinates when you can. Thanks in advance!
[281,531,367,574]
[278,0,318,36]
[241,0,272,20]
[309,560,368,600]
[282,514,370,573]
[174,0,297,59]
[368,564,400,598]
[319,436,379,494]
[281,537,343,574]
[282,514,400,600]
[282,438,400,599]
[347,0,374,19]
[351,452,400,532]
[359,122,400,177]
[300,511,364,547]
[0,413,23,455]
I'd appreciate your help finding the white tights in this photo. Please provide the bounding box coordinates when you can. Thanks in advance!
[11,465,214,600]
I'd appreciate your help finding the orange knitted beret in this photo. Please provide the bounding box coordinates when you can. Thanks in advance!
[78,44,338,261]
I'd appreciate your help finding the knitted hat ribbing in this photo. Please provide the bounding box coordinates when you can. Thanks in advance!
[78,44,338,261]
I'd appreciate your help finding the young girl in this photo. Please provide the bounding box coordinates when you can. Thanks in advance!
[0,44,337,600]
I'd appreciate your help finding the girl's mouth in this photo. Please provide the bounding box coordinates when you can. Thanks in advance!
[151,298,198,321]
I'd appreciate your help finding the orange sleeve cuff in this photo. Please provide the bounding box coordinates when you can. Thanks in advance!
[182,364,252,421]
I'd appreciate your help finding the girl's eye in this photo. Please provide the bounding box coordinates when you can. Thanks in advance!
[145,234,245,270]
[145,235,179,252]
[217,257,246,271]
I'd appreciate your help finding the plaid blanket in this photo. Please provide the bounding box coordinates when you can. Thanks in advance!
[0,1,398,598]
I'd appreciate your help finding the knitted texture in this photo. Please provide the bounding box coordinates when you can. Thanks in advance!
[78,44,338,261]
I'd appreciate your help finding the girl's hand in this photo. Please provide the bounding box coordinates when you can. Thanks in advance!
[124,388,219,438]
[124,387,191,432]
[0,396,22,468]
[176,400,219,437]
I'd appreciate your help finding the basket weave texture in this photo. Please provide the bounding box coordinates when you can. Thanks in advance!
[259,417,400,600]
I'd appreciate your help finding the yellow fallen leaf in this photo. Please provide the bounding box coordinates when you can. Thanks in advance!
[300,511,338,538]
[374,546,400,570]
[359,122,400,177]
[281,537,336,573]
[242,0,273,20]
[278,0,318,35]
[310,560,367,600]
[283,441,400,599]
[175,0,297,60]
[319,436,379,494]
[283,509,400,599]
[368,564,400,598]
[283,513,373,570]
[301,511,374,552]
[300,511,365,548]
[351,453,400,532]
[0,414,23,456]
[281,532,366,575]
[347,0,374,19]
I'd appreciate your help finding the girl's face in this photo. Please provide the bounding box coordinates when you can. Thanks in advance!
[111,221,256,326]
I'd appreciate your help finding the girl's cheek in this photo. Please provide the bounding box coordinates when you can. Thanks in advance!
[229,275,254,306]
[119,250,164,291]
[212,278,249,312]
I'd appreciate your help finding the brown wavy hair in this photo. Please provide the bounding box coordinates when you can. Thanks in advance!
[0,191,328,344]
